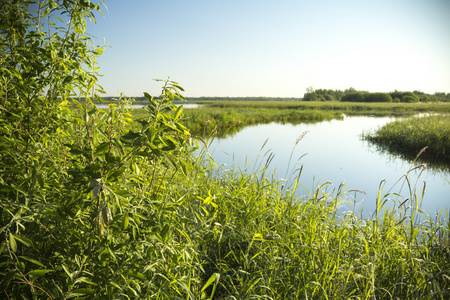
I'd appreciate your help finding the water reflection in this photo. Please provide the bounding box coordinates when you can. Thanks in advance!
[205,115,450,218]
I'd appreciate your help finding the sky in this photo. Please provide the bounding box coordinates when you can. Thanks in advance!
[86,0,450,98]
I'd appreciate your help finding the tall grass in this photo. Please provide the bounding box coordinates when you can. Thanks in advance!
[179,140,450,299]
[366,114,450,165]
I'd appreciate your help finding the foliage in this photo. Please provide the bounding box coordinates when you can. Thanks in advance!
[390,91,420,103]
[0,1,213,298]
[303,88,345,101]
[304,88,449,103]
[366,114,450,165]
[178,106,342,137]
[132,100,450,138]
[341,92,366,102]
[364,92,393,103]
[187,144,450,299]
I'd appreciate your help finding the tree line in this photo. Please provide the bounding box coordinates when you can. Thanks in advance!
[98,90,450,104]
[303,87,450,102]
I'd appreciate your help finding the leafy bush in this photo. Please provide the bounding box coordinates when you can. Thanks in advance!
[364,92,392,102]
[403,95,420,103]
[0,1,214,298]
[340,92,365,102]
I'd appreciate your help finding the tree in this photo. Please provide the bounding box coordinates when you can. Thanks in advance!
[341,92,365,102]
[364,93,392,103]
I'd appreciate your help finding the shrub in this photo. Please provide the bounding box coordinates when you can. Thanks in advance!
[403,95,420,103]
[364,92,393,102]
[341,92,366,102]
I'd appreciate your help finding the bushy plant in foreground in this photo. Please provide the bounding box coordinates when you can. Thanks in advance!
[0,1,215,298]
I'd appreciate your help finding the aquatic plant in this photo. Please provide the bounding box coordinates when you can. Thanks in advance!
[366,114,450,165]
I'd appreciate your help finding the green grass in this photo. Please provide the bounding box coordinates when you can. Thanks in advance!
[366,114,450,166]
[168,144,450,299]
[193,100,450,115]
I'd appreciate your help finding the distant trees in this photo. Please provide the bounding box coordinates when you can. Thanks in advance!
[303,88,449,103]
[341,92,366,102]
[303,88,345,101]
[390,91,419,103]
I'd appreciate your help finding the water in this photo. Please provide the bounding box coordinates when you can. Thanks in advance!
[206,115,450,218]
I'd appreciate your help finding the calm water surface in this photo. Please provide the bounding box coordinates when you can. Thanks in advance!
[206,116,450,218]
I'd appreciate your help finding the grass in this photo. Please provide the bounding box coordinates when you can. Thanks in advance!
[366,114,450,166]
[193,100,450,115]
[168,140,450,299]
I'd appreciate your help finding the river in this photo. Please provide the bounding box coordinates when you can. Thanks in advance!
[204,115,450,219]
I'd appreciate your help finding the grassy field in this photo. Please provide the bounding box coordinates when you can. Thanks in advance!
[192,100,450,114]
[366,114,450,166]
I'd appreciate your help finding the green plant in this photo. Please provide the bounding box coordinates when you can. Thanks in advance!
[0,1,221,298]
[365,115,450,166]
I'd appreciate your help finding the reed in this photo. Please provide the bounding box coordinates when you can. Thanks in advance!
[366,114,450,165]
[171,140,450,299]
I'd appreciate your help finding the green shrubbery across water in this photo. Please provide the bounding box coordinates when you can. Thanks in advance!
[366,115,450,165]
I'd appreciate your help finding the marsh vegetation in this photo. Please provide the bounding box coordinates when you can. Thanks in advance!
[366,114,450,165]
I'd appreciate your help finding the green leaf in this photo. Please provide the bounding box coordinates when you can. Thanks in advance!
[74,276,97,285]
[14,235,33,248]
[17,262,25,273]
[95,142,110,155]
[160,224,170,241]
[9,233,17,252]
[123,215,129,230]
[27,269,55,276]
[200,273,220,293]
[94,48,103,55]
[66,288,95,298]
[19,256,44,267]
[144,92,152,101]
[126,270,146,282]
[174,105,183,120]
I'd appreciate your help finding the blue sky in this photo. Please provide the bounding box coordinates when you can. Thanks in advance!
[87,0,450,97]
